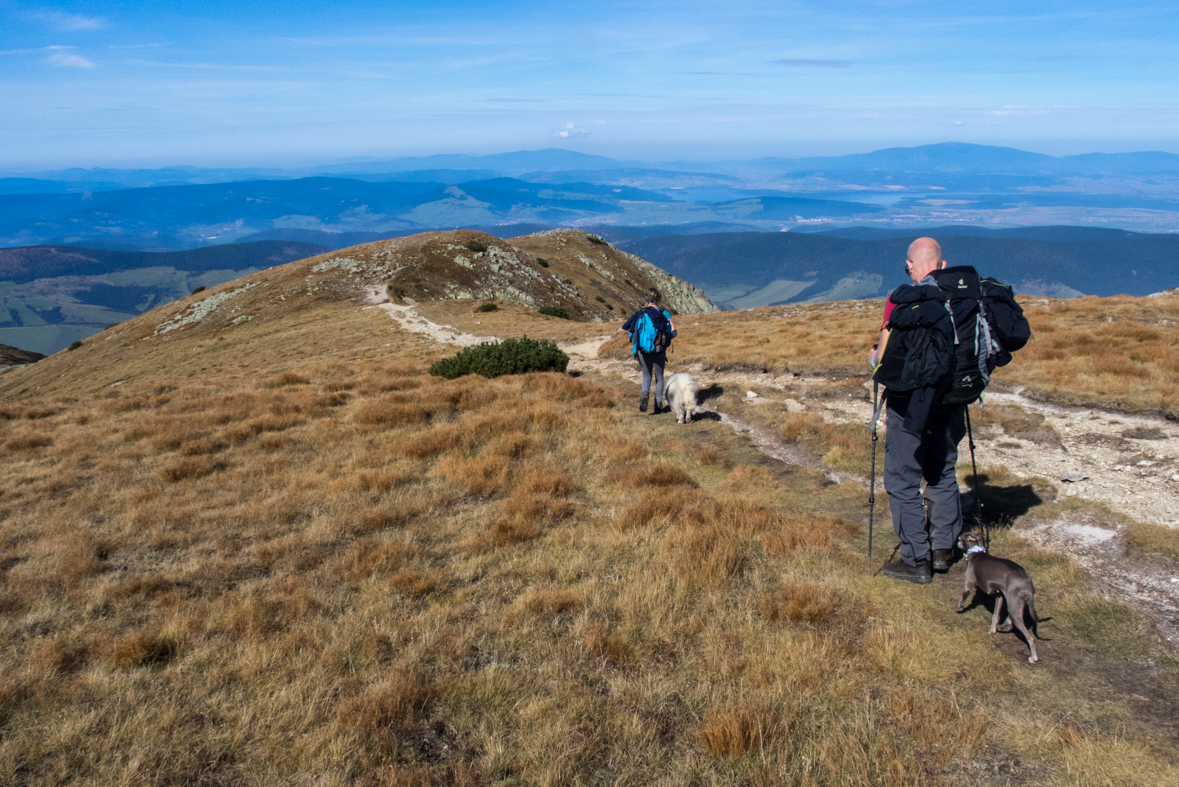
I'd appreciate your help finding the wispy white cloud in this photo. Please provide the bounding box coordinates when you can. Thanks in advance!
[555,121,586,138]
[47,51,95,68]
[774,59,853,68]
[127,59,284,72]
[1,45,96,67]
[29,11,105,31]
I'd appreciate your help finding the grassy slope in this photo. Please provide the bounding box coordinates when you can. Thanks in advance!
[0,268,1177,784]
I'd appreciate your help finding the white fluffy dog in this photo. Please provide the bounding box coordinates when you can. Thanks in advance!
[662,372,699,424]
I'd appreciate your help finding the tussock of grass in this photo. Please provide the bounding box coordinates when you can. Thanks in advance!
[717,463,776,491]
[758,579,839,624]
[1124,522,1179,559]
[605,462,697,488]
[699,703,790,756]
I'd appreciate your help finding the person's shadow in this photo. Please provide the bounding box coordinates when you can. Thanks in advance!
[698,384,725,402]
[689,384,725,422]
[964,474,1043,529]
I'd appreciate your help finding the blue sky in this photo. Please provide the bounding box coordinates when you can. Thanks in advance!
[2,0,1178,168]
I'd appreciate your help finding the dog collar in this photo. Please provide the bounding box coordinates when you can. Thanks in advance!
[966,545,987,555]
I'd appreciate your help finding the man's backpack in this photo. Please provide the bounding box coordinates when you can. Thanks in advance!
[632,307,674,355]
[930,267,1030,405]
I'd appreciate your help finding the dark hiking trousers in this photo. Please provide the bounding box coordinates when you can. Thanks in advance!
[637,350,666,403]
[883,395,967,566]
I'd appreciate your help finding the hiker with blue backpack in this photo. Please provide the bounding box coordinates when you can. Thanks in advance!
[867,237,1030,584]
[621,288,677,414]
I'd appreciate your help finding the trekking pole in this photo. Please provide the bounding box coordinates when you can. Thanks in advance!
[964,406,986,548]
[867,382,884,573]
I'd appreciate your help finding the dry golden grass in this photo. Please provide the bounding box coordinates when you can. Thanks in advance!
[1124,522,1179,560]
[600,299,883,372]
[699,703,790,757]
[1,274,1177,785]
[600,292,1179,417]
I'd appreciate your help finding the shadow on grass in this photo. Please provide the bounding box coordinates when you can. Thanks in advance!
[957,593,1051,652]
[963,474,1044,529]
[698,384,725,402]
[693,412,723,422]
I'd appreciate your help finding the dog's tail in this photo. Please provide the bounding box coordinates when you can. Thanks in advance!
[1021,590,1041,634]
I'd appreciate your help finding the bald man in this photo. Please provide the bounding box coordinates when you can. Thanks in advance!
[870,237,964,584]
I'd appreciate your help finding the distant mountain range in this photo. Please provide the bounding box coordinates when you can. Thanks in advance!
[4,142,1179,353]
[0,176,881,250]
[4,143,1179,243]
[620,228,1179,309]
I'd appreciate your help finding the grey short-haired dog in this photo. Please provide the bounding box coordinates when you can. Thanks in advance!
[956,531,1042,663]
[662,372,699,424]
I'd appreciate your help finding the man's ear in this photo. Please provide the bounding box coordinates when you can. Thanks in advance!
[939,260,947,269]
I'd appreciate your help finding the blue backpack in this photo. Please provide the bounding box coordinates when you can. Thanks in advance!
[631,307,675,355]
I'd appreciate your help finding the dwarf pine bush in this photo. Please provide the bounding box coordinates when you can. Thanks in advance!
[476,303,498,313]
[538,306,569,319]
[428,337,570,379]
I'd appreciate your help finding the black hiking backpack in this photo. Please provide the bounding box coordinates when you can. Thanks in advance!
[930,266,1031,405]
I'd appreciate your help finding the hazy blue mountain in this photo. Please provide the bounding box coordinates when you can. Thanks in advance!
[6,143,1179,252]
[0,176,685,249]
[312,148,643,175]
[756,142,1179,176]
[622,230,1179,308]
[0,179,80,195]
[11,142,1179,192]
[807,225,1143,242]
[766,142,1061,174]
[233,223,557,249]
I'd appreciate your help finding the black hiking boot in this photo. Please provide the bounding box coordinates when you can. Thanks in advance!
[881,558,932,584]
[931,549,954,572]
[639,392,649,413]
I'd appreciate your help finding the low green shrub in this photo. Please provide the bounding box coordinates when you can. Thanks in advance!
[465,240,485,253]
[538,306,569,320]
[428,337,570,379]
[595,295,606,303]
[476,303,498,313]
[67,340,83,351]
[536,257,549,268]
[192,285,206,294]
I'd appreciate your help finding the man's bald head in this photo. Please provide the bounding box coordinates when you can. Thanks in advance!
[906,237,944,282]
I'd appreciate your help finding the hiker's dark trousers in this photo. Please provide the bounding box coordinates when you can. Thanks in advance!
[637,350,666,403]
[883,396,967,566]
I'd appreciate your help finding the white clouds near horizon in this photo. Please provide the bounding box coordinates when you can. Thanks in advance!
[1,1,1177,168]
